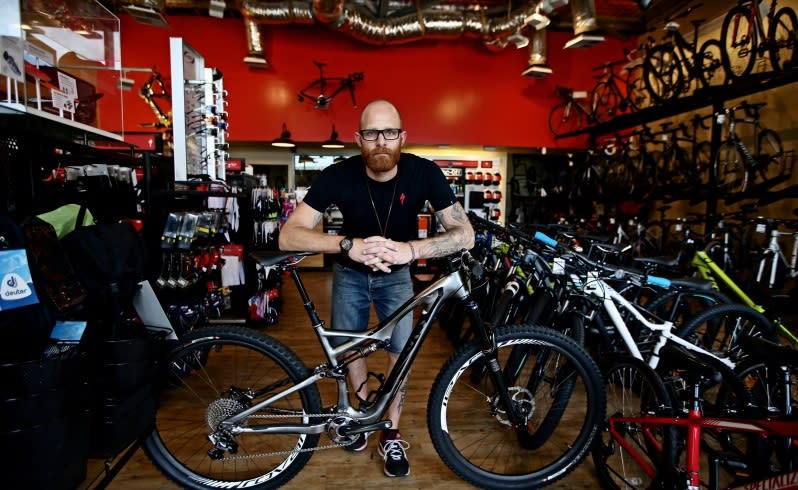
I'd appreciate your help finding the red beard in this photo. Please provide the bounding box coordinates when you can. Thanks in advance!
[362,146,400,174]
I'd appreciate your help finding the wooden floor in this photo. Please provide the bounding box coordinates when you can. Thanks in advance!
[81,270,603,489]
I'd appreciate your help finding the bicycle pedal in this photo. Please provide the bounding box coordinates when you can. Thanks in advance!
[340,420,391,436]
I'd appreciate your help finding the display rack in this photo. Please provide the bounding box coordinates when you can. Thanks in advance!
[169,38,227,181]
[0,0,124,143]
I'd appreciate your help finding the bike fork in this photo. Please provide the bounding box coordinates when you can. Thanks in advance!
[463,298,526,427]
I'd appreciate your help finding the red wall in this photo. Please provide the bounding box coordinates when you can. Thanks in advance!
[114,14,635,149]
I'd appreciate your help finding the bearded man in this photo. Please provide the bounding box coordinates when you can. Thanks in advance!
[278,99,474,477]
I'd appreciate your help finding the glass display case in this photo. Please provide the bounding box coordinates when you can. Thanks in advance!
[0,0,123,142]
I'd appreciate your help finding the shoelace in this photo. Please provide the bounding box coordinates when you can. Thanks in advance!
[380,439,410,462]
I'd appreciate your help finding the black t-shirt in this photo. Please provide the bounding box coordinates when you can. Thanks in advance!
[302,153,456,272]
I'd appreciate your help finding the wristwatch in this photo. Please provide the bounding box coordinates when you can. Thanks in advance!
[339,236,353,254]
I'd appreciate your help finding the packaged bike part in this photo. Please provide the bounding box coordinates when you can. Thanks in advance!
[195,211,217,237]
[161,213,183,249]
[175,213,199,250]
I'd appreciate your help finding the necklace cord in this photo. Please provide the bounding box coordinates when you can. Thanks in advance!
[365,176,399,237]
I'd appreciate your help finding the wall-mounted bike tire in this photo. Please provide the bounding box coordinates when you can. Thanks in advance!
[698,39,726,87]
[143,325,323,490]
[626,63,651,111]
[591,81,622,123]
[715,142,748,195]
[643,45,684,104]
[592,357,676,490]
[548,101,583,136]
[721,6,757,80]
[427,325,604,489]
[768,8,798,72]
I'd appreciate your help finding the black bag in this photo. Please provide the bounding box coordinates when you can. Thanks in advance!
[61,221,147,337]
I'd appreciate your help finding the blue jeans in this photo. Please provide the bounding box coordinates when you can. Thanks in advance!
[330,262,414,354]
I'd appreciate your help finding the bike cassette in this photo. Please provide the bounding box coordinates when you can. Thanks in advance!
[206,397,247,430]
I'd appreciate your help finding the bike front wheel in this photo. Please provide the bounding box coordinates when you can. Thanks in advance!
[143,325,323,490]
[548,100,583,136]
[427,324,604,489]
[721,6,757,79]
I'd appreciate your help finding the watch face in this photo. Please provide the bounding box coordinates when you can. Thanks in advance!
[340,237,353,252]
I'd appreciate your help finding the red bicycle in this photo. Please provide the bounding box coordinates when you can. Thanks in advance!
[592,336,798,489]
[720,0,798,79]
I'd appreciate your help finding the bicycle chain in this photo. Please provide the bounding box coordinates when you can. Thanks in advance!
[217,412,356,462]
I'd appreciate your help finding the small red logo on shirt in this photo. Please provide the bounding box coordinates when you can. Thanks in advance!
[399,192,406,205]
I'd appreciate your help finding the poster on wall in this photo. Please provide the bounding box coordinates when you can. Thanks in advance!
[0,35,24,82]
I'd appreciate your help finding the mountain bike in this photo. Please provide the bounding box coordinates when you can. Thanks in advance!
[594,334,798,489]
[142,249,605,489]
[720,0,798,79]
[643,5,724,103]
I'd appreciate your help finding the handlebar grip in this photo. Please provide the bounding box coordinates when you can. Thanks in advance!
[534,231,559,248]
[647,275,672,288]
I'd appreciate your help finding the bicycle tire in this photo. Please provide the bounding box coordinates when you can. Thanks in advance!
[757,128,785,182]
[625,63,651,111]
[591,80,621,122]
[698,38,726,87]
[715,141,748,194]
[143,325,323,490]
[643,44,684,103]
[644,287,731,332]
[427,324,604,489]
[548,100,583,136]
[768,7,798,72]
[721,6,757,79]
[675,303,778,363]
[592,357,676,490]
[722,358,798,480]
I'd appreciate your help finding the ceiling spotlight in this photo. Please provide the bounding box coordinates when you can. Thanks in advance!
[507,29,529,49]
[271,123,296,148]
[321,124,345,148]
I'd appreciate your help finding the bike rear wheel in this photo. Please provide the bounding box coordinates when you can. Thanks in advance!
[143,325,322,490]
[769,7,798,72]
[643,44,684,103]
[427,324,604,489]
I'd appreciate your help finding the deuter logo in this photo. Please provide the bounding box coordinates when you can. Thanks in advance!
[1,273,31,300]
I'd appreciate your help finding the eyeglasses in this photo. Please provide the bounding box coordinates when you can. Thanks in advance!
[358,128,402,141]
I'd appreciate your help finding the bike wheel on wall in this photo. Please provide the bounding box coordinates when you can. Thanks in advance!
[769,7,798,72]
[548,101,583,136]
[591,81,622,123]
[715,142,748,194]
[721,6,757,79]
[698,39,726,87]
[643,45,684,104]
[626,63,651,111]
[758,128,785,181]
